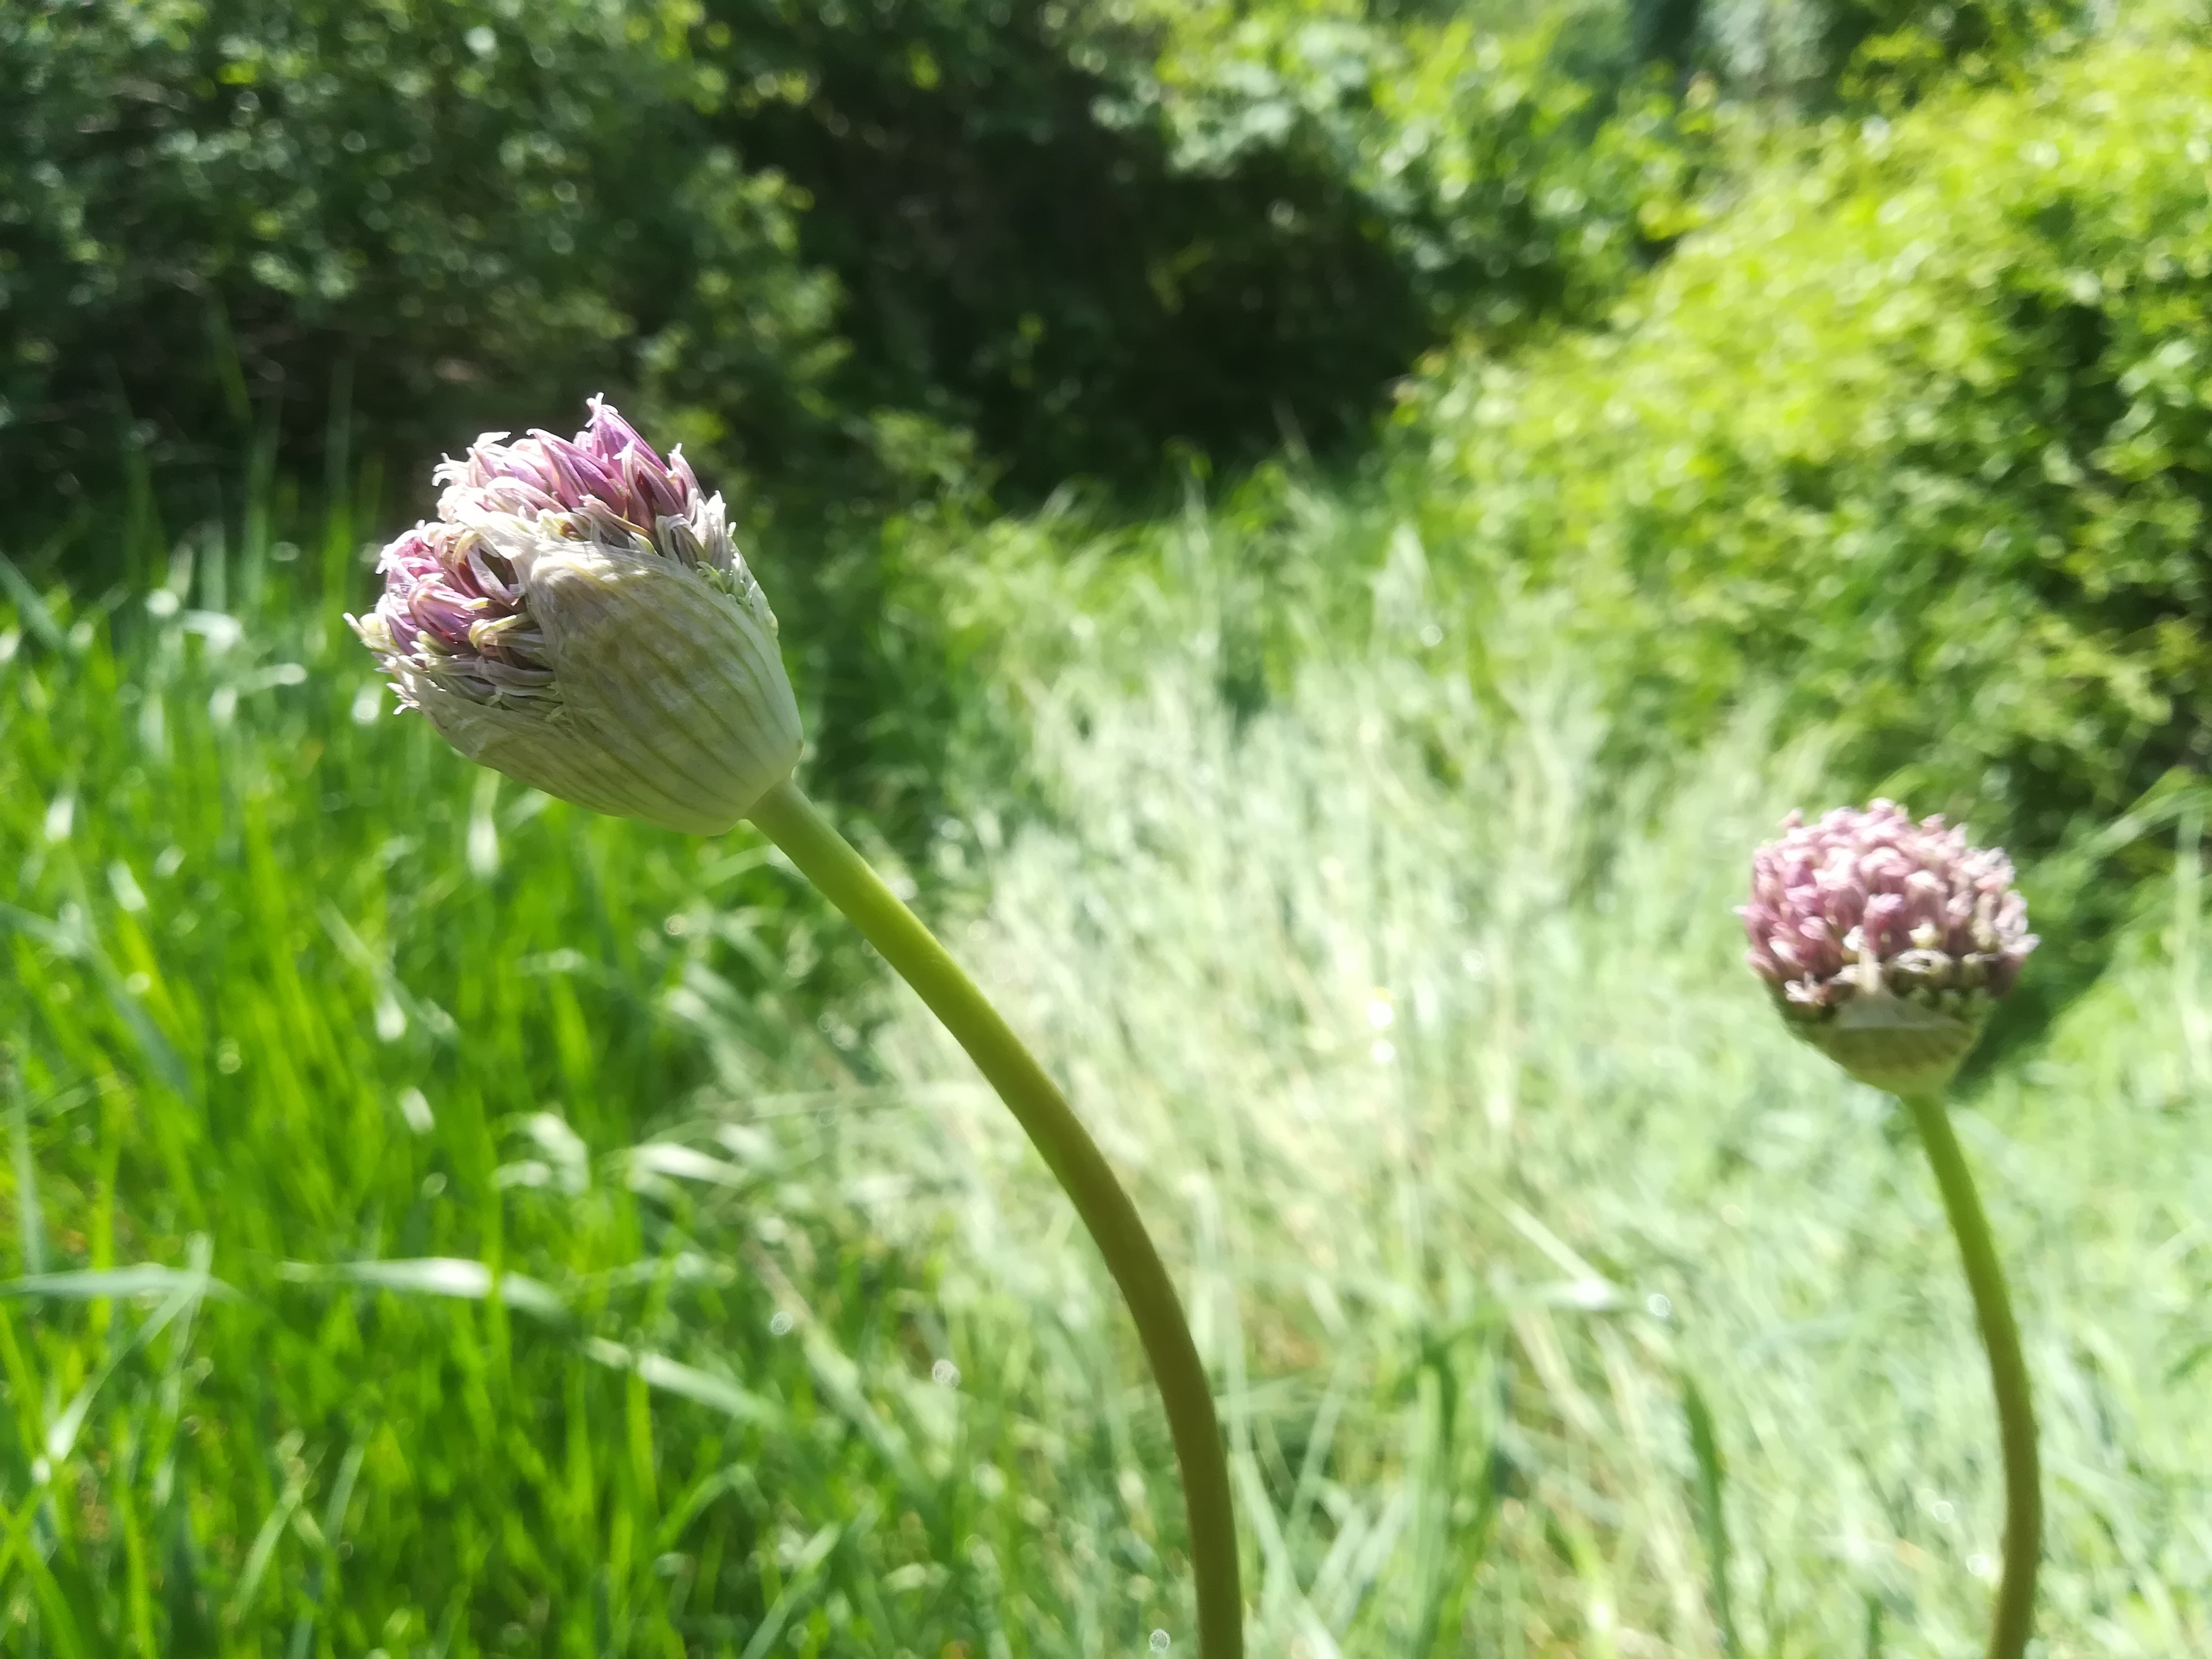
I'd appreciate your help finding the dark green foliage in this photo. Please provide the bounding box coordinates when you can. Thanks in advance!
[0,0,1727,851]
[1634,0,1705,71]
[1821,0,2087,101]
[0,0,842,525]
[663,0,1433,498]
[2,0,1717,557]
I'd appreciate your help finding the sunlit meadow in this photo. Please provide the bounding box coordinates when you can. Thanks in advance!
[3,471,2210,1655]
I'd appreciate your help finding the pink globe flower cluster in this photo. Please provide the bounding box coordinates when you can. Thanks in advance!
[1741,801,2037,1094]
[348,398,802,835]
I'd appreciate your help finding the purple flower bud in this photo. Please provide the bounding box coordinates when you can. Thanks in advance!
[348,398,802,834]
[583,393,663,469]
[1740,801,2037,1093]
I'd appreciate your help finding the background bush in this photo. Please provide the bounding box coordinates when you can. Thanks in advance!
[1,0,1723,543]
[0,0,839,531]
[1391,27,2212,1033]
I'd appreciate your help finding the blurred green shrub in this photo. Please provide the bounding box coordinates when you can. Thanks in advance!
[1824,0,2082,98]
[675,0,1719,495]
[0,0,841,526]
[1405,29,2212,1028]
[664,0,1439,500]
[1,0,1714,542]
[1117,1,1716,339]
[1689,0,2088,103]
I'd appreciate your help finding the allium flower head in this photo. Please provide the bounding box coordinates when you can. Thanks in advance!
[348,397,802,834]
[1741,800,2037,1093]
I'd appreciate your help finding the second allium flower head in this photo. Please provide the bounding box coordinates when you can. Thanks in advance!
[349,398,802,834]
[1742,800,2037,1093]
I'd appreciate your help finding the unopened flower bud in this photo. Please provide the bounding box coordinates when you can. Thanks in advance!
[1740,801,2037,1094]
[348,397,801,834]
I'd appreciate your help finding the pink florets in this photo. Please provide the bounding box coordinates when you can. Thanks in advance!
[433,394,705,540]
[349,397,742,711]
[353,522,556,709]
[1740,800,2037,1022]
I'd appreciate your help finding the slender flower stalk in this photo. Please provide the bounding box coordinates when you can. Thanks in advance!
[746,780,1243,1658]
[353,400,1244,1655]
[1741,801,2040,1659]
[1897,1089,2040,1659]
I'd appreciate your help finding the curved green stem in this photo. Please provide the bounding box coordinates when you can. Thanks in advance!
[1900,1092,2040,1659]
[747,779,1244,1658]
